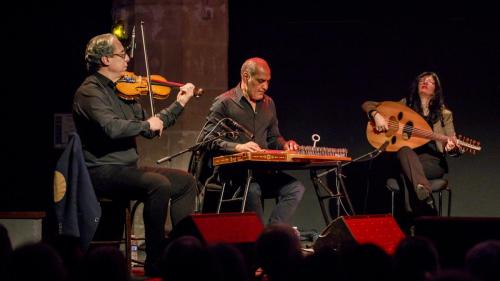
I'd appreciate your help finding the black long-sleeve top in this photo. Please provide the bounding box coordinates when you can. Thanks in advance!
[73,72,183,167]
[202,84,286,153]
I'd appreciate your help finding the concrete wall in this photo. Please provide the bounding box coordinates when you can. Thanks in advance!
[113,0,228,168]
[112,0,228,236]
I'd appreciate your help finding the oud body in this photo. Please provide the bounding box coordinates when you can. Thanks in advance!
[366,101,481,154]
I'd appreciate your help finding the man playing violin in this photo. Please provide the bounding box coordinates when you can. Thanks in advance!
[73,33,197,276]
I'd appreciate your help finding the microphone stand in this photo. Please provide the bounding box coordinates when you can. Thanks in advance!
[312,141,390,223]
[316,140,389,178]
[156,131,238,164]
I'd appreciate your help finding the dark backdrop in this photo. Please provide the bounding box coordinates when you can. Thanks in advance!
[3,2,499,218]
[4,1,113,211]
[227,2,500,216]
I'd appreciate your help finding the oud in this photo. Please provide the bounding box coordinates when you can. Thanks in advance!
[366,101,481,154]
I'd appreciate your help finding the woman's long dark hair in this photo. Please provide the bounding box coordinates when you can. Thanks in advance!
[407,71,445,124]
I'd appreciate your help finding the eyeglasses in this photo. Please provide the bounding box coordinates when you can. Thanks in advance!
[419,79,435,85]
[110,53,128,59]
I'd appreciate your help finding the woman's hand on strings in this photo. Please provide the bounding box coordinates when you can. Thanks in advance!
[373,112,389,132]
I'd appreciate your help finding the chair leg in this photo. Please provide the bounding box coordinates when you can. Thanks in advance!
[240,169,253,212]
[216,182,226,214]
[391,191,395,216]
[196,187,205,213]
[124,205,132,274]
[129,201,145,266]
[438,191,443,216]
[447,189,452,216]
[130,200,142,226]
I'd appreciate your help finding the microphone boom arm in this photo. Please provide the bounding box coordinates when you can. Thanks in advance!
[156,120,240,164]
[156,131,236,164]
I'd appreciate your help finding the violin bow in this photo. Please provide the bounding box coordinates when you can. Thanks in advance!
[139,20,156,117]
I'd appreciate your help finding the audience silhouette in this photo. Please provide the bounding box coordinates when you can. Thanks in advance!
[76,246,130,281]
[205,242,249,281]
[0,224,13,276]
[50,234,84,281]
[465,240,500,281]
[5,242,66,281]
[255,224,303,281]
[338,243,393,281]
[1,222,498,281]
[427,269,478,281]
[159,235,206,281]
[393,236,440,281]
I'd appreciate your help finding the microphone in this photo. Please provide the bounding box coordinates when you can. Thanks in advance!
[226,118,254,140]
[211,117,238,139]
[214,118,236,134]
[129,25,136,58]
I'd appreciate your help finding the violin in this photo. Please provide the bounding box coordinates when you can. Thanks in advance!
[116,71,203,100]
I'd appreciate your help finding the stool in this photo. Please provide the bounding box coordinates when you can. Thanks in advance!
[199,169,251,214]
[204,169,280,215]
[197,172,223,213]
[386,175,452,216]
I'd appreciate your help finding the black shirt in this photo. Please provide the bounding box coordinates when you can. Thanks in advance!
[202,84,286,153]
[415,114,444,159]
[73,72,184,167]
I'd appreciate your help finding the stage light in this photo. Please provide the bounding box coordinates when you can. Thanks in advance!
[111,21,127,40]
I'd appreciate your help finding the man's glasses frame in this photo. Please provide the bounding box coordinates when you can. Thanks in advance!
[110,53,128,59]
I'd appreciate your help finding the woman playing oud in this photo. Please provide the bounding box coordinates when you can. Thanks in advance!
[362,71,462,219]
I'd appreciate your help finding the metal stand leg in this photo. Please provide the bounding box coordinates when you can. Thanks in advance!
[310,162,355,226]
[216,182,226,214]
[310,169,336,225]
[216,168,253,213]
[337,164,356,216]
[240,169,253,212]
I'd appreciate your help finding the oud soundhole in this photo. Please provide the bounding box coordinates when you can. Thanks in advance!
[397,111,403,120]
[402,121,414,140]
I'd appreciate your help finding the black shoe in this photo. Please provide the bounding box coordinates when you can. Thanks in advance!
[416,184,430,200]
[420,197,438,216]
[426,197,436,210]
[143,238,172,277]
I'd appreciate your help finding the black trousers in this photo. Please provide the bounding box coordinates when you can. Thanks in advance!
[88,164,197,268]
[397,146,445,216]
